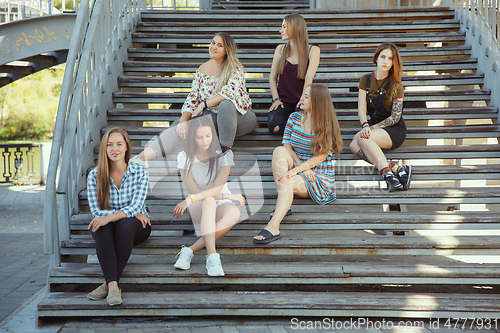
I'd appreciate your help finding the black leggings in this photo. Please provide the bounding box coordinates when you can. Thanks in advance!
[91,217,151,284]
[267,104,299,135]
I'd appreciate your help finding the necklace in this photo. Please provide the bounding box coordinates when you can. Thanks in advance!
[374,75,388,95]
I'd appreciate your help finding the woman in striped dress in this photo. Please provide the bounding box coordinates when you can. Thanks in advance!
[254,84,343,244]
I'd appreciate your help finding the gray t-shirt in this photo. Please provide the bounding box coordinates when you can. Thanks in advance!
[177,150,234,194]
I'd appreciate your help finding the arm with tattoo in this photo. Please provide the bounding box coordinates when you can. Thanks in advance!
[376,98,403,128]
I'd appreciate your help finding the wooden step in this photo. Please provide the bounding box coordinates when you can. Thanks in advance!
[59,232,500,256]
[37,291,500,318]
[107,124,500,142]
[108,106,498,122]
[48,261,500,287]
[127,45,473,61]
[118,73,484,89]
[79,186,500,208]
[139,8,456,22]
[212,0,309,10]
[71,210,500,230]
[121,144,500,161]
[112,89,490,105]
[131,31,466,46]
[122,58,478,74]
[135,19,461,34]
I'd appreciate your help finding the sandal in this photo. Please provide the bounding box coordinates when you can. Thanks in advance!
[253,229,281,244]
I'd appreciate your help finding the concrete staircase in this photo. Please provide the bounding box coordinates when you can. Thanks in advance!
[38,4,500,320]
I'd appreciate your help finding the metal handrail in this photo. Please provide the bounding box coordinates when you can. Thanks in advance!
[43,0,144,265]
[447,0,500,110]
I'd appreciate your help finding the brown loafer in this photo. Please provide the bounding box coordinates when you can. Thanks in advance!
[107,289,122,306]
[87,284,108,300]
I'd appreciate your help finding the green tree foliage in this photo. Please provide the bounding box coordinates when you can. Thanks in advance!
[53,0,74,11]
[0,68,64,140]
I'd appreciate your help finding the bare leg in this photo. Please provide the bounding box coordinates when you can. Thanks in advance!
[357,129,393,171]
[189,203,240,254]
[254,146,309,240]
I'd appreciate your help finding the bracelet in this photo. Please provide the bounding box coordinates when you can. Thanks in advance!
[361,121,369,128]
[272,97,280,103]
[203,100,208,109]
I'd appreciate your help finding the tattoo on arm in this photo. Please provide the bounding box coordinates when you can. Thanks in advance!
[377,98,403,128]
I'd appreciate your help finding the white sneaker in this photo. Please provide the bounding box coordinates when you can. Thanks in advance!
[174,246,193,270]
[130,155,149,168]
[206,253,225,276]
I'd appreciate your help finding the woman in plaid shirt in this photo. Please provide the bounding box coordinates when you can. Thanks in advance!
[86,128,151,306]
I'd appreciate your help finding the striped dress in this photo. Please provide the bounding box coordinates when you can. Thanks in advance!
[282,112,336,205]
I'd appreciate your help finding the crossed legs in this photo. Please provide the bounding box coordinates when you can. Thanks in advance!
[187,199,240,255]
[349,128,393,171]
[253,146,309,241]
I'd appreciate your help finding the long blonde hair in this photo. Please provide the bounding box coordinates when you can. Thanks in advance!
[214,32,245,93]
[96,127,132,210]
[278,14,309,79]
[309,84,343,155]
[373,42,403,97]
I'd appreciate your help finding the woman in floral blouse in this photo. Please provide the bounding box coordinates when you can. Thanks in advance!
[137,32,256,162]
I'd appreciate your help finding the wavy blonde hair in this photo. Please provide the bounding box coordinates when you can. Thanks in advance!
[309,84,343,155]
[96,127,132,210]
[214,32,245,93]
[278,13,309,80]
[373,42,403,97]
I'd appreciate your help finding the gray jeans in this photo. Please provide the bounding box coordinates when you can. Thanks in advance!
[147,100,257,157]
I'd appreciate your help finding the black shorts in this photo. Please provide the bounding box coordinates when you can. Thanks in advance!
[370,120,407,149]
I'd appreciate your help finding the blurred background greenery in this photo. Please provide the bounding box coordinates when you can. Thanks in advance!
[0,66,65,142]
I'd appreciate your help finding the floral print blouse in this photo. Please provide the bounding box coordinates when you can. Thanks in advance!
[181,68,251,115]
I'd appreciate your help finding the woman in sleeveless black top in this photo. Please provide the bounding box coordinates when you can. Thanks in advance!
[267,13,320,135]
[349,42,412,192]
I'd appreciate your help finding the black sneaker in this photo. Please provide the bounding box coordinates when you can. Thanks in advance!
[383,172,403,192]
[394,165,412,190]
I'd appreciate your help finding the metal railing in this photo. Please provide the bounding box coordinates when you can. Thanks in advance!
[1,143,41,183]
[43,0,144,264]
[448,0,500,110]
[311,0,435,8]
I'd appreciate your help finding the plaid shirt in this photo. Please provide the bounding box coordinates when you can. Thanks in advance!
[87,162,149,219]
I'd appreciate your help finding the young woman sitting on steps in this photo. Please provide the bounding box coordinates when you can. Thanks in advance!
[267,13,320,135]
[86,128,151,306]
[254,84,342,244]
[349,42,412,192]
[172,115,245,276]
[135,32,256,162]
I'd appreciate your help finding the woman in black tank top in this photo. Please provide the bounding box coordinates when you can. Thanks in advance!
[267,14,320,135]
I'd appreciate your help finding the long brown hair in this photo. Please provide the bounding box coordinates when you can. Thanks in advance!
[373,42,403,97]
[214,32,245,93]
[309,84,343,155]
[278,13,309,79]
[96,127,132,209]
[183,115,221,185]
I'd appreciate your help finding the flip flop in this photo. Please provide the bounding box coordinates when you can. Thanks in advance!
[253,229,281,244]
[269,208,292,218]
